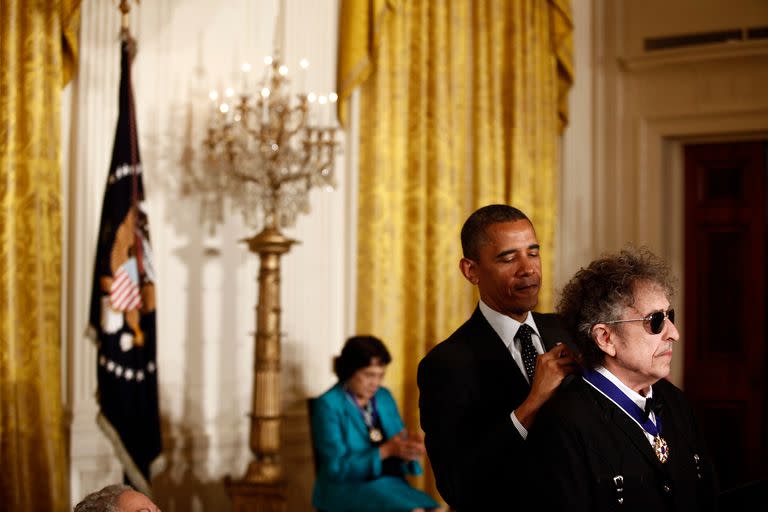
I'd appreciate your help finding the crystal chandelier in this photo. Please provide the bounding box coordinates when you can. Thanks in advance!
[202,54,340,230]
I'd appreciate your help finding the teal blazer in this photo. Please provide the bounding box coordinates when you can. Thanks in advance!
[311,383,438,512]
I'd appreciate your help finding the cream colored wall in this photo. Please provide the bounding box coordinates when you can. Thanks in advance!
[65,1,348,510]
[556,0,595,295]
[560,0,768,387]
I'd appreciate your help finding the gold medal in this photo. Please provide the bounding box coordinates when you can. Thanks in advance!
[654,435,669,463]
[369,428,383,443]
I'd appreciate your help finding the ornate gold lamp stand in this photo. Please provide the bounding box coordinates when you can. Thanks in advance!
[225,224,296,512]
[243,226,295,484]
[201,52,339,511]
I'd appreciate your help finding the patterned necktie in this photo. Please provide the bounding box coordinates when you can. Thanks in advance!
[517,324,537,383]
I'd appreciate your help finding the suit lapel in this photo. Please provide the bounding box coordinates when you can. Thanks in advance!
[652,382,685,469]
[614,408,667,470]
[533,312,560,351]
[338,386,370,440]
[469,307,529,390]
[586,382,667,472]
[375,391,399,438]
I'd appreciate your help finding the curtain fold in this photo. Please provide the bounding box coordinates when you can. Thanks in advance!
[337,0,397,127]
[549,0,574,133]
[0,2,81,510]
[338,0,572,501]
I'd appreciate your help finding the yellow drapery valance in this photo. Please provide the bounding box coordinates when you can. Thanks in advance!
[0,2,81,510]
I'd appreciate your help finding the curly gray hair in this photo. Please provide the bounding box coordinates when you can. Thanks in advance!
[556,245,676,368]
[74,484,132,512]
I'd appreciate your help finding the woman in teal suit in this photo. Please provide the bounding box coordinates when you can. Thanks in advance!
[311,336,441,512]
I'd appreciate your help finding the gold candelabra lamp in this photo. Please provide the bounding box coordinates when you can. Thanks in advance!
[202,51,340,510]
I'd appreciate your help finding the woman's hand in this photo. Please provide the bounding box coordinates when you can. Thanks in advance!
[379,430,426,461]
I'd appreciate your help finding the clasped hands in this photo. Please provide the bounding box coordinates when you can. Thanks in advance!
[379,429,425,461]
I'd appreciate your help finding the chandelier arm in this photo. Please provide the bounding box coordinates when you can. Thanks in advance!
[274,171,313,187]
[299,153,314,170]
[228,167,271,187]
[283,126,302,138]
[247,128,264,142]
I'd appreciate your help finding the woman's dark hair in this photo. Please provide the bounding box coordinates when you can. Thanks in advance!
[333,335,391,382]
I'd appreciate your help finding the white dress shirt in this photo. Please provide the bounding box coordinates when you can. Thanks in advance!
[478,299,545,439]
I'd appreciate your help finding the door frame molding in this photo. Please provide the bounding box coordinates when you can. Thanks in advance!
[636,109,768,385]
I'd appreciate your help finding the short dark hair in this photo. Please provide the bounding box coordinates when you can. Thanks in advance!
[333,335,392,382]
[74,484,132,512]
[460,204,530,260]
[556,246,676,368]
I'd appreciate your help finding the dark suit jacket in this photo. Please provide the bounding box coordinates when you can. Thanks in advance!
[527,376,718,512]
[417,306,568,511]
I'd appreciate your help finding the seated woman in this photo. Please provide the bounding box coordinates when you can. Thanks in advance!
[311,335,441,512]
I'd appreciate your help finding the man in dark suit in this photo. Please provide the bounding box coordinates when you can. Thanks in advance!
[417,204,578,511]
[527,246,718,511]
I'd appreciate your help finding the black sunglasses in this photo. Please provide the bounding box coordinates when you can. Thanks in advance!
[601,309,675,335]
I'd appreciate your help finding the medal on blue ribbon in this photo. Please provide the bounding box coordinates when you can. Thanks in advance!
[345,389,384,443]
[583,370,669,463]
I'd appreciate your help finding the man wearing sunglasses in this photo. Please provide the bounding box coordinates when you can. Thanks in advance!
[527,246,718,511]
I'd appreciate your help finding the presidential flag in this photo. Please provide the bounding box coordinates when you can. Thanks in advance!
[87,37,162,495]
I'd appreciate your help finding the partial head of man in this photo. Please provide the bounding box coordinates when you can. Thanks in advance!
[459,204,541,321]
[557,246,679,394]
[74,484,160,512]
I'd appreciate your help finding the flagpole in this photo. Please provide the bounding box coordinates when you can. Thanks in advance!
[118,0,140,41]
[119,0,136,27]
[89,0,162,498]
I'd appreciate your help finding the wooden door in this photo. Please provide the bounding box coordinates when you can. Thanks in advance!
[683,141,767,490]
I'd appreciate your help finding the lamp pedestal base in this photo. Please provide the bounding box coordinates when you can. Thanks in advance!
[226,225,294,512]
[225,476,287,512]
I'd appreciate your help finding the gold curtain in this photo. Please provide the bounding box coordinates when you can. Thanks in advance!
[0,1,81,510]
[338,0,572,501]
